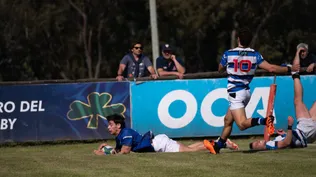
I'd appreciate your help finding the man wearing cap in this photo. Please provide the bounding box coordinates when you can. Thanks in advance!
[295,43,316,74]
[156,44,186,79]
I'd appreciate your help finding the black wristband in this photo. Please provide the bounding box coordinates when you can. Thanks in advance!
[287,125,292,130]
[292,74,300,79]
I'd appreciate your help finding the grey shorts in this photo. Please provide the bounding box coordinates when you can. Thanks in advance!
[297,118,316,143]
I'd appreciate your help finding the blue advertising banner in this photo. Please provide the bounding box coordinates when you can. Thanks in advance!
[0,82,130,143]
[131,76,316,138]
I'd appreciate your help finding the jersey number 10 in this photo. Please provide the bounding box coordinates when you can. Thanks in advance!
[233,59,252,72]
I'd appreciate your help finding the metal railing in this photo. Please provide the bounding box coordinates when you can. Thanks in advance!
[0,67,312,85]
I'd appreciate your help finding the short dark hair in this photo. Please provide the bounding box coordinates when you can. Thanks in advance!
[237,27,253,47]
[107,114,126,129]
[249,142,253,150]
[131,42,143,49]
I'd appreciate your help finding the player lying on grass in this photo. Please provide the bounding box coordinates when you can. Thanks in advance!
[249,53,316,150]
[93,114,239,155]
[260,52,316,147]
[249,116,307,150]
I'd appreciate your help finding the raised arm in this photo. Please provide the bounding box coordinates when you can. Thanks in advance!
[277,116,294,149]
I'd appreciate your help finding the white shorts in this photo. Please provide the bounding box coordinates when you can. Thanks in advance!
[297,118,316,143]
[228,89,251,110]
[151,134,180,152]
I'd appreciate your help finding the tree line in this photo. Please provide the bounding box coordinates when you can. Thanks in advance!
[0,0,315,81]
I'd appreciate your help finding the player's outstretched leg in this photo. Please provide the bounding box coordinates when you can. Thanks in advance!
[231,107,274,131]
[293,74,311,120]
[178,142,209,152]
[213,137,239,150]
[204,108,274,154]
[204,109,234,154]
[309,102,316,121]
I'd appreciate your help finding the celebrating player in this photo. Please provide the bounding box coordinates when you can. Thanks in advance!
[204,27,300,154]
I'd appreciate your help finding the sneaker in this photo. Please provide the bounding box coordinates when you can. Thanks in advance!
[226,139,239,150]
[204,139,220,154]
[265,115,274,124]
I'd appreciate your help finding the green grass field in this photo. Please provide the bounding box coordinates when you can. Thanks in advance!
[1,139,316,177]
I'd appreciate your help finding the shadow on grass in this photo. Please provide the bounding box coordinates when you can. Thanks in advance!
[0,139,109,148]
[228,149,282,154]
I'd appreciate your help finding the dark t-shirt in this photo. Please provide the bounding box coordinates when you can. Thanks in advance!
[156,56,184,72]
[300,53,316,74]
[300,53,316,67]
[120,53,153,78]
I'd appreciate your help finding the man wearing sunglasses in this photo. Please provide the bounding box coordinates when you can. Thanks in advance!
[116,42,158,81]
[156,44,186,79]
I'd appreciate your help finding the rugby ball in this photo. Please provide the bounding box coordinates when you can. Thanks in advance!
[102,145,114,155]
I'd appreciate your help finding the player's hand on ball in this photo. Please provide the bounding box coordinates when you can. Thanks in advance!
[98,143,108,150]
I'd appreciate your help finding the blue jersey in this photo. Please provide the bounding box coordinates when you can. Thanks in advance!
[265,129,307,150]
[115,128,155,153]
[220,47,264,92]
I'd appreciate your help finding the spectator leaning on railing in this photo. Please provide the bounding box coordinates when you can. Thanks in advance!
[156,44,186,79]
[295,43,316,74]
[116,42,158,81]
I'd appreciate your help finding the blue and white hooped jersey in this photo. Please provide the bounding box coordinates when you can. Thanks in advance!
[265,129,307,150]
[220,47,264,92]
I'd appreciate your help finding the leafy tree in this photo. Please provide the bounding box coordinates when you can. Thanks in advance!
[0,0,315,81]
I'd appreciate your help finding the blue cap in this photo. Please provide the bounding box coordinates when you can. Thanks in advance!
[162,44,173,51]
